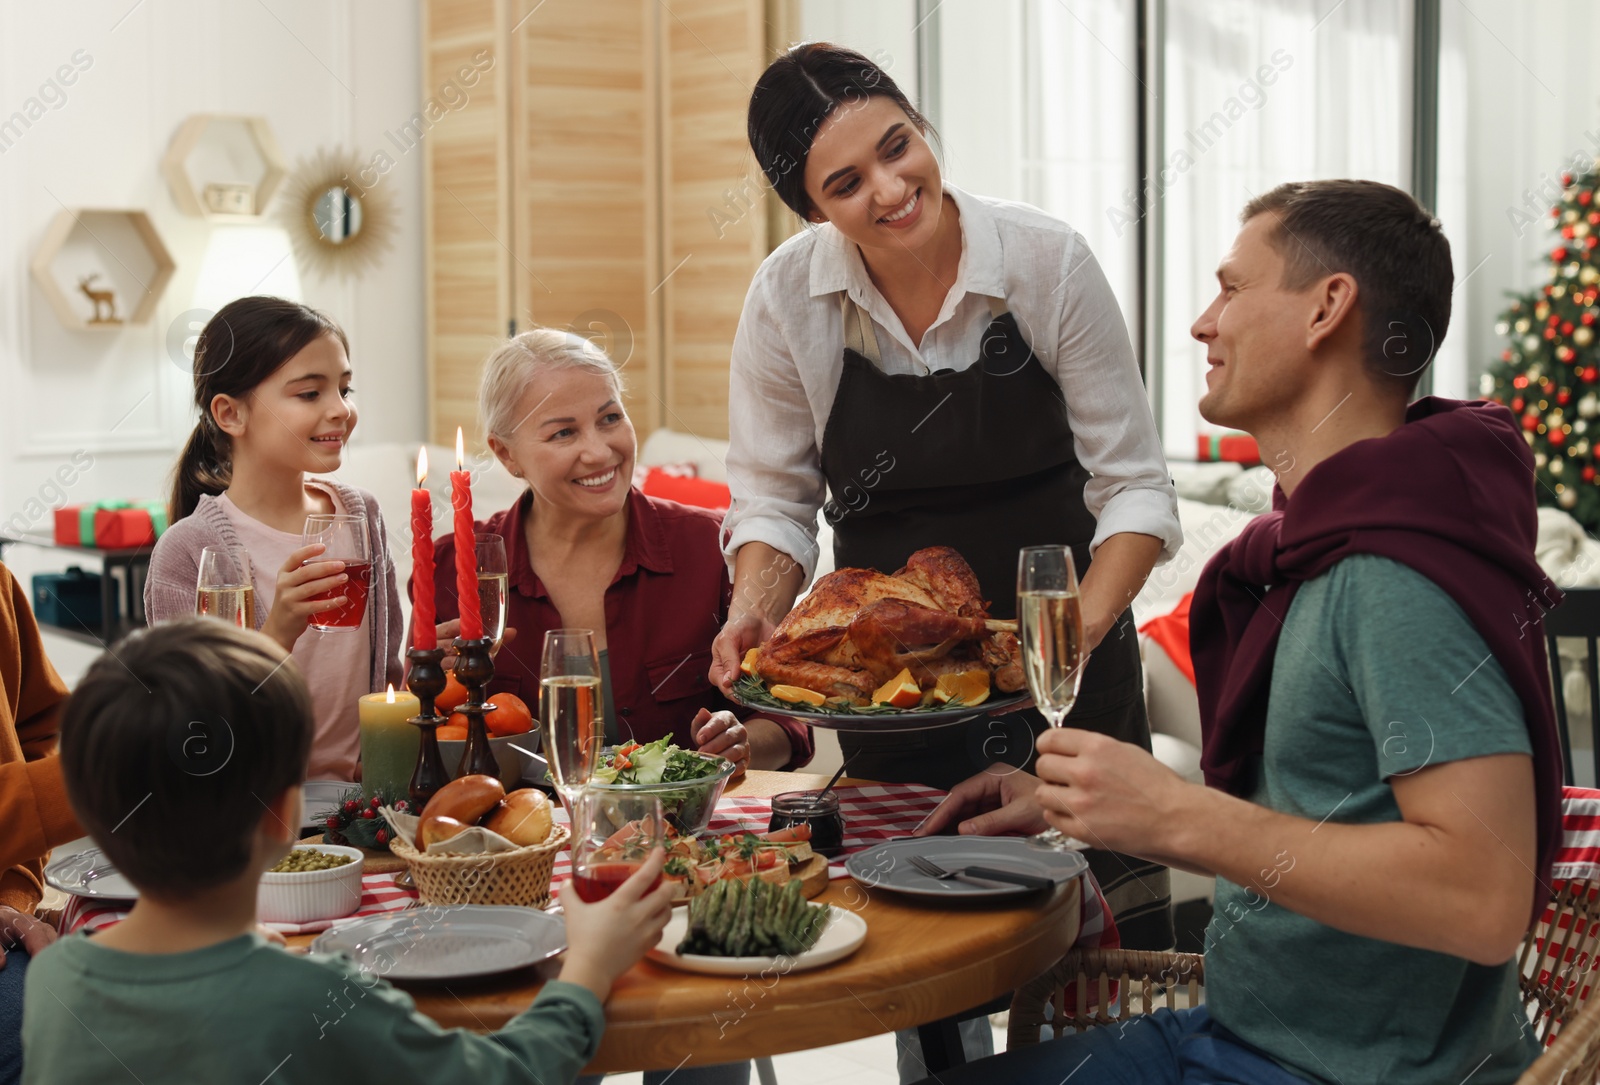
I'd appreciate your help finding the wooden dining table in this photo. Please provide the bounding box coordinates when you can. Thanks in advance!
[288,771,1084,1073]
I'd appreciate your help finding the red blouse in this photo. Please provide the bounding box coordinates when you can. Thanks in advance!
[421,488,813,768]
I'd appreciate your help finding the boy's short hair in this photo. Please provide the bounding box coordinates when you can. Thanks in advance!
[60,619,314,898]
[1242,179,1452,396]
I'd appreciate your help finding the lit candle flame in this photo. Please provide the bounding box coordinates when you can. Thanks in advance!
[455,427,464,471]
[417,446,428,485]
[386,683,396,704]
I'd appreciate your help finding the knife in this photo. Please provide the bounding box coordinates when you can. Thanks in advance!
[949,866,1055,891]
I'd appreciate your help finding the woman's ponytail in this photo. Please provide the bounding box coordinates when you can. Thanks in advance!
[167,296,349,524]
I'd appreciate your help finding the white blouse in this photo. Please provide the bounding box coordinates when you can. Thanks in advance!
[721,183,1182,582]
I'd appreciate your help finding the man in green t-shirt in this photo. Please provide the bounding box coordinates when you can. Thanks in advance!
[23,619,677,1084]
[917,180,1559,1084]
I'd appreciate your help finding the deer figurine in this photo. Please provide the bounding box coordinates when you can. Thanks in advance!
[77,274,120,324]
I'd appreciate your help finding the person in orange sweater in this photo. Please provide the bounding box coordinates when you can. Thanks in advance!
[0,559,84,1085]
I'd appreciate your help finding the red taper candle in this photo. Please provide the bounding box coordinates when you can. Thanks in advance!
[411,447,437,649]
[451,428,483,639]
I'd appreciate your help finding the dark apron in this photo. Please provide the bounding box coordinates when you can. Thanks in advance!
[819,294,1173,949]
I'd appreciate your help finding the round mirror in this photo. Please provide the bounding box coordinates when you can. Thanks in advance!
[313,186,363,244]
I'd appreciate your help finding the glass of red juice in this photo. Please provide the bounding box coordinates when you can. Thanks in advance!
[301,514,371,631]
[571,792,665,902]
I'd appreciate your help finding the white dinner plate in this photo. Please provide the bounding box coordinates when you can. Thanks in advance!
[310,905,566,981]
[301,780,354,829]
[844,837,1087,902]
[647,905,866,976]
[43,847,139,900]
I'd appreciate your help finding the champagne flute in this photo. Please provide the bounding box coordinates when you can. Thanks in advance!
[1018,545,1090,852]
[301,514,371,631]
[475,534,509,652]
[541,629,604,812]
[570,791,664,901]
[196,546,254,627]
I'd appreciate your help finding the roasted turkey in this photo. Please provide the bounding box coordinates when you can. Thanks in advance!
[752,546,1025,705]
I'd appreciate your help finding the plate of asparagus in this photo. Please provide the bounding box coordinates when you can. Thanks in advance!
[648,877,867,975]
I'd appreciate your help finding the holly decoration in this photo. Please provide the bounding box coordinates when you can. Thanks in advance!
[319,787,411,851]
[1483,160,1600,529]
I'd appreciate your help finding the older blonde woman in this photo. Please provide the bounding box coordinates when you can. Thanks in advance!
[420,328,812,778]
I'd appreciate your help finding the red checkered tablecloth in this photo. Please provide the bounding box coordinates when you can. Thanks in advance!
[62,873,418,937]
[61,783,1117,954]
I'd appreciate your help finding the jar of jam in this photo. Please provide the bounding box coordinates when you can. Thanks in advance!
[768,791,845,858]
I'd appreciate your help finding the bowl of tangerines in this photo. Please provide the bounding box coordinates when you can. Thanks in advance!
[427,672,539,791]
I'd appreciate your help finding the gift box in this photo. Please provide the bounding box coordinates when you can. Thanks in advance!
[1195,432,1261,465]
[32,567,102,633]
[53,502,168,549]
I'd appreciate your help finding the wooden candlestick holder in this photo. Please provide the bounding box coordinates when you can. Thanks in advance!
[452,635,500,779]
[404,647,452,810]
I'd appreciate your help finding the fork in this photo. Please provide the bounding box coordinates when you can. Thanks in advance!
[907,854,1053,890]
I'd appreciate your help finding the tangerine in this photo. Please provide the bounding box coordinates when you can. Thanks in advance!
[435,724,468,741]
[871,667,922,709]
[430,672,470,714]
[449,693,534,737]
[769,684,826,706]
[933,669,991,706]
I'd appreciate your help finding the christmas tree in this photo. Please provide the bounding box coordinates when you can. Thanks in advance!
[1482,164,1600,532]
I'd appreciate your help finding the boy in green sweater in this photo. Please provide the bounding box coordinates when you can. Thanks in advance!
[22,618,674,1084]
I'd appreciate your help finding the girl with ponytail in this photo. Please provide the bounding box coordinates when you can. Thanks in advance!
[145,297,403,782]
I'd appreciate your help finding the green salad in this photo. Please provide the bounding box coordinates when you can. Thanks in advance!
[591,734,720,785]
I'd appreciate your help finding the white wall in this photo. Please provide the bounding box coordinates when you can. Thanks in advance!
[1450,0,1600,396]
[0,0,425,677]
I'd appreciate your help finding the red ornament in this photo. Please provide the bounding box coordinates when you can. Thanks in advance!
[375,828,389,845]
[1560,390,1573,404]
[1554,207,1564,218]
[1588,236,1598,250]
[1563,172,1574,185]
[325,815,340,830]
[1563,226,1577,239]
[1564,322,1576,334]
[1513,397,1525,412]
[369,796,381,808]
[1556,247,1571,261]
[1514,375,1530,388]
[1586,367,1599,382]
[343,799,360,813]
[1583,312,1597,325]
[1584,190,1594,206]
[361,807,377,819]
[1546,327,1559,340]
[1559,346,1576,362]
[1586,466,1597,483]
[1551,429,1567,447]
[1524,414,1540,431]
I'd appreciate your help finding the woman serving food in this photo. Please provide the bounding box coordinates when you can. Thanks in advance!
[708,44,1181,954]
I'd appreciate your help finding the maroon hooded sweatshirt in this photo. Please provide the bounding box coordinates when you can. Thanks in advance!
[1190,397,1564,925]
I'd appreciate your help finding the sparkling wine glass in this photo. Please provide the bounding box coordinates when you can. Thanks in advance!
[301,514,371,631]
[570,791,664,901]
[1018,545,1090,852]
[196,546,254,628]
[541,628,604,812]
[475,534,509,652]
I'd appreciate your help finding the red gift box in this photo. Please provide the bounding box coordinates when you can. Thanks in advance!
[1196,432,1261,465]
[640,466,731,510]
[92,508,160,549]
[53,506,82,546]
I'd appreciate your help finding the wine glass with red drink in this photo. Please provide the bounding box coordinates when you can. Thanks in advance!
[301,514,372,631]
[570,792,665,902]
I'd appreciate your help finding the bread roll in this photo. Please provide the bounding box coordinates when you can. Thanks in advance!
[418,814,470,851]
[484,788,553,846]
[419,774,505,827]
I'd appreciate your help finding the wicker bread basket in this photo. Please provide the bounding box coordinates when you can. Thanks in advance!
[389,824,569,908]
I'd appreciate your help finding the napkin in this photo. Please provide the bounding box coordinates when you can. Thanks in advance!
[379,806,523,855]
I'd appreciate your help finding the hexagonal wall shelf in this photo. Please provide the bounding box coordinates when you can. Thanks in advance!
[161,114,287,221]
[30,208,177,330]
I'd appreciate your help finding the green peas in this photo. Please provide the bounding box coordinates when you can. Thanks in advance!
[269,849,356,874]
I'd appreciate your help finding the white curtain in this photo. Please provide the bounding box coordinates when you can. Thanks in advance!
[1157,0,1412,457]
